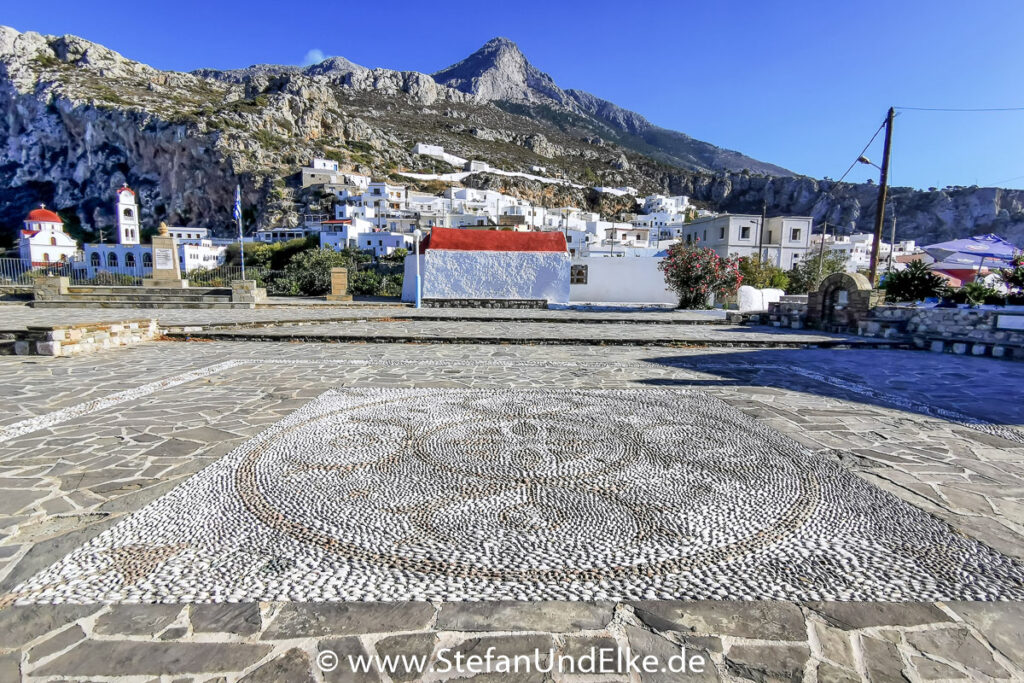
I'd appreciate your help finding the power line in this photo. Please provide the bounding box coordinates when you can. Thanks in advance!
[895,105,1024,112]
[833,118,887,185]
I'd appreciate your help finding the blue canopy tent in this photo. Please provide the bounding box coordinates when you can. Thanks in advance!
[923,234,1017,269]
[923,234,1018,282]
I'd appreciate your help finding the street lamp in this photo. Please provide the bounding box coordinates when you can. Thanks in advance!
[858,106,895,286]
[413,228,423,309]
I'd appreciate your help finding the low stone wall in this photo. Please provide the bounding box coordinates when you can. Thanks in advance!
[5,319,158,357]
[422,298,547,309]
[745,300,1024,360]
[899,308,1024,360]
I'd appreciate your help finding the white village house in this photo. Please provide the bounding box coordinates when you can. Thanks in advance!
[402,227,570,305]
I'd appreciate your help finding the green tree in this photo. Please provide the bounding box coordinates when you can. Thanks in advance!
[787,251,848,294]
[658,242,742,309]
[266,247,370,296]
[738,256,790,290]
[883,260,947,302]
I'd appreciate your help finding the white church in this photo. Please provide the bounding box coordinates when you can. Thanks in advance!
[79,186,227,277]
[18,206,79,266]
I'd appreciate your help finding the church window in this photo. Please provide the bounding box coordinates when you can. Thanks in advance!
[123,208,133,218]
[125,253,136,268]
[90,252,101,267]
[42,252,50,262]
[107,252,118,267]
[50,236,57,246]
[143,253,153,268]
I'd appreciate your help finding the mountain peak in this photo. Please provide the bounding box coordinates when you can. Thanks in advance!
[479,36,520,52]
[433,37,565,104]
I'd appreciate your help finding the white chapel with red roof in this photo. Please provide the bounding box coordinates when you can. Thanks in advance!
[18,205,79,266]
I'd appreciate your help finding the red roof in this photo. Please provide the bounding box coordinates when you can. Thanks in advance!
[26,208,62,223]
[424,227,567,253]
[117,185,135,196]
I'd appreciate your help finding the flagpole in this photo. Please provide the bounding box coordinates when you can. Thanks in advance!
[235,185,246,281]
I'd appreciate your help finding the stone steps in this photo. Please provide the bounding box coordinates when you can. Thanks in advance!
[56,293,234,303]
[32,300,254,309]
[66,286,231,296]
[164,328,910,349]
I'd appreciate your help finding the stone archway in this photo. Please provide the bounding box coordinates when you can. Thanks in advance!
[807,272,883,331]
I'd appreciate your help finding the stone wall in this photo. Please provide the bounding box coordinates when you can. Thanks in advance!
[5,319,158,357]
[897,308,1024,360]
[752,300,1024,360]
[422,298,547,309]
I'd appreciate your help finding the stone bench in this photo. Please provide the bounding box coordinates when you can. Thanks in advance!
[6,319,159,357]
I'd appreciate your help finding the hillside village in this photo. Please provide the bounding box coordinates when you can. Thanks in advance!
[10,145,939,306]
[3,8,1024,683]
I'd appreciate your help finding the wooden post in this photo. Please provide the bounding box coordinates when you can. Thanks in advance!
[868,107,895,286]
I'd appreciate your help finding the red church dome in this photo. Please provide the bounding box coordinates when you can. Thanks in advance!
[26,205,63,223]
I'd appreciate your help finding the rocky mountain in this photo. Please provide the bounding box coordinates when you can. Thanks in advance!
[432,38,792,176]
[1,26,1022,250]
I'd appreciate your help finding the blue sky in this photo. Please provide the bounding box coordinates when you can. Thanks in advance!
[5,0,1023,189]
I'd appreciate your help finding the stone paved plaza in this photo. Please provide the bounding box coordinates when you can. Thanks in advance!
[0,315,1023,680]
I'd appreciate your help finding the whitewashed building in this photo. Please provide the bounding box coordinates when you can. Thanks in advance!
[810,233,920,272]
[402,227,569,304]
[18,205,79,267]
[677,214,813,269]
[80,187,227,277]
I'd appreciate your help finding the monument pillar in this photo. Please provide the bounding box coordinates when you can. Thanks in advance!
[327,267,352,301]
[144,222,189,288]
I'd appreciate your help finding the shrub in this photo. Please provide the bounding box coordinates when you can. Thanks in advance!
[738,256,790,290]
[786,251,848,294]
[276,248,355,296]
[961,280,1002,307]
[379,273,403,297]
[998,252,1024,291]
[350,269,383,295]
[883,260,947,302]
[658,241,742,309]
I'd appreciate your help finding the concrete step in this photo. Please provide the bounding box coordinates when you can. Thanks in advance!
[165,329,911,349]
[56,293,233,303]
[32,300,254,310]
[67,286,231,296]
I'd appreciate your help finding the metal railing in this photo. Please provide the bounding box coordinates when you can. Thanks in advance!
[185,266,263,288]
[0,258,72,285]
[70,266,149,287]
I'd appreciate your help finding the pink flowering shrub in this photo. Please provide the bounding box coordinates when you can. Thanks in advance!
[999,252,1024,291]
[658,240,743,309]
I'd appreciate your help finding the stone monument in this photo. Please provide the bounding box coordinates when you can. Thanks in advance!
[327,267,352,301]
[144,222,188,288]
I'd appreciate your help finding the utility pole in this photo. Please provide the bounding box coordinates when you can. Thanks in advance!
[817,221,828,281]
[757,201,767,263]
[887,208,897,275]
[868,107,895,285]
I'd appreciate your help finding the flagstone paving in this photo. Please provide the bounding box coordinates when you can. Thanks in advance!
[0,303,726,332]
[0,340,1022,680]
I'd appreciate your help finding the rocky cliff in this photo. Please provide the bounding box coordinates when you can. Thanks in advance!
[1,26,1022,249]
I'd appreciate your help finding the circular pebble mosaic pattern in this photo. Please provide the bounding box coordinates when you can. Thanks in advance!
[14,388,1024,603]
